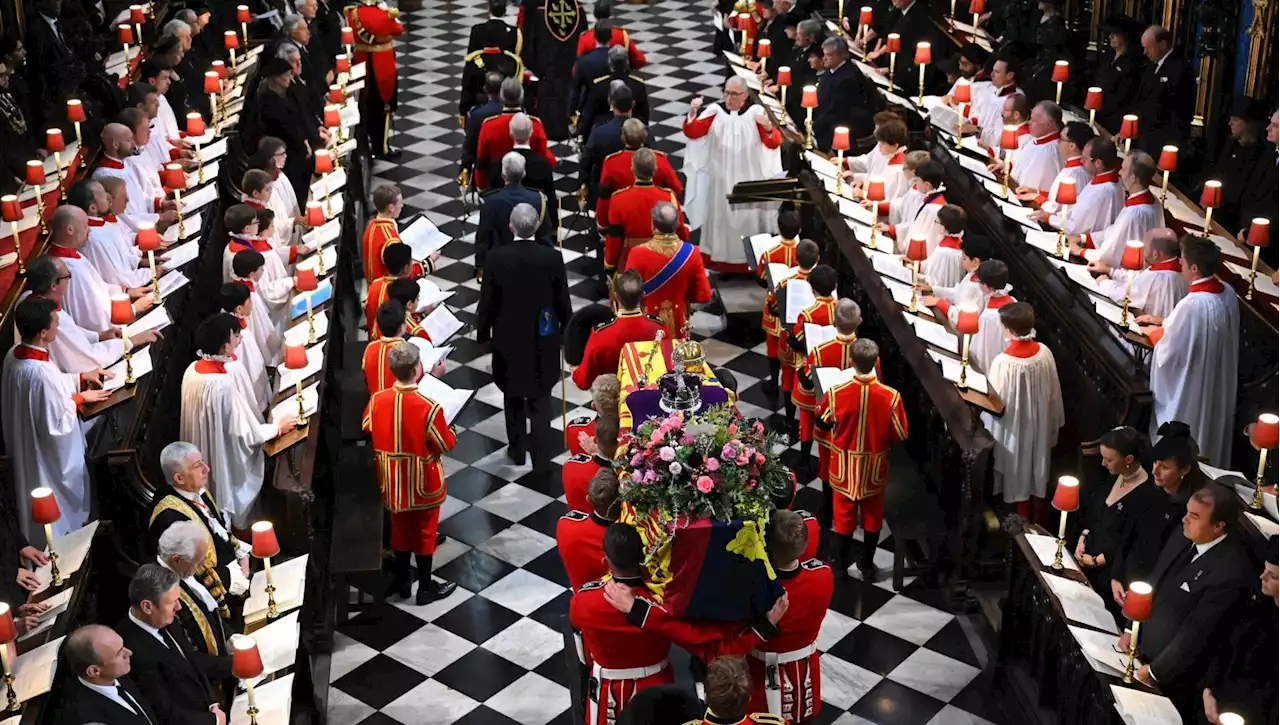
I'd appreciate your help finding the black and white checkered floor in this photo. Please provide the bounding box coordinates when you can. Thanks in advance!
[328,2,1005,723]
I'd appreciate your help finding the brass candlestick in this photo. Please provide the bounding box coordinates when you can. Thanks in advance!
[174,189,185,239]
[196,141,205,184]
[1247,245,1261,302]
[9,221,22,275]
[1056,205,1071,258]
[1253,446,1270,509]
[835,149,845,195]
[53,151,65,199]
[45,523,61,586]
[149,250,160,304]
[295,379,308,428]
[1159,169,1170,205]
[1122,621,1141,683]
[73,120,82,148]
[957,333,971,389]
[263,555,279,619]
[33,190,47,234]
[909,261,920,312]
[1120,274,1133,327]
[245,680,260,725]
[868,224,879,251]
[1052,508,1068,570]
[888,52,897,91]
[917,64,926,106]
[123,332,135,385]
[804,107,814,149]
[1002,150,1014,199]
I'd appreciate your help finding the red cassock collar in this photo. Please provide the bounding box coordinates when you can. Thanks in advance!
[938,235,962,250]
[14,345,50,361]
[1124,190,1155,207]
[1091,169,1120,185]
[1034,131,1060,145]
[1064,156,1083,168]
[1003,339,1040,358]
[987,294,1015,310]
[1189,277,1225,294]
[1148,258,1181,273]
[48,245,82,259]
[99,156,126,170]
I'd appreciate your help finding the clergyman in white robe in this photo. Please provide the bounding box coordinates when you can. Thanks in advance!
[1147,277,1239,465]
[83,215,152,288]
[1097,257,1188,319]
[1053,168,1124,236]
[1081,190,1163,269]
[682,93,783,266]
[1010,130,1064,194]
[50,246,124,334]
[982,335,1064,503]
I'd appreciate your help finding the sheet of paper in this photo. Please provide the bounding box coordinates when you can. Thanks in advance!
[982,177,1017,202]
[231,673,293,725]
[415,371,475,423]
[344,79,366,96]
[17,587,75,642]
[994,198,1041,230]
[181,183,219,215]
[836,196,875,226]
[731,64,763,90]
[162,212,203,243]
[244,611,300,688]
[186,161,220,190]
[352,61,367,80]
[420,305,464,344]
[1045,257,1100,292]
[854,60,892,88]
[882,276,932,317]
[295,247,338,277]
[103,345,154,391]
[1110,685,1182,725]
[32,521,99,593]
[302,217,342,249]
[804,323,838,354]
[1024,532,1080,571]
[124,305,172,338]
[417,279,455,312]
[1246,511,1279,537]
[401,216,452,260]
[276,343,325,392]
[783,278,815,324]
[1024,229,1069,258]
[291,279,334,319]
[766,263,798,289]
[1094,299,1144,334]
[1070,625,1138,676]
[408,338,452,371]
[199,137,229,163]
[905,313,960,354]
[850,222,879,247]
[815,366,858,397]
[926,349,988,395]
[722,50,745,66]
[340,102,361,129]
[744,233,780,271]
[12,635,62,702]
[870,251,912,284]
[1042,572,1120,634]
[957,135,987,158]
[310,167,348,201]
[160,239,200,268]
[1224,260,1280,298]
[336,138,358,158]
[283,311,329,347]
[321,193,346,221]
[158,270,190,299]
[808,154,840,180]
[245,555,308,625]
[1226,480,1280,518]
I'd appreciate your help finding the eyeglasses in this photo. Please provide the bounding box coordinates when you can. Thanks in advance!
[57,274,71,282]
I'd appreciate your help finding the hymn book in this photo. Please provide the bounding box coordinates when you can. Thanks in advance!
[270,382,320,424]
[1024,533,1080,571]
[954,151,997,181]
[310,167,349,200]
[160,238,200,267]
[186,162,219,190]
[1069,625,1139,676]
[419,305,465,345]
[1042,572,1120,634]
[803,324,838,354]
[765,263,799,290]
[1109,686,1182,725]
[743,233,781,271]
[814,366,876,398]
[296,247,339,277]
[242,611,300,688]
[32,521,99,593]
[783,278,816,324]
[103,346,154,392]
[900,313,960,354]
[245,555,308,625]
[414,370,475,425]
[231,673,293,725]
[302,217,342,250]
[416,279,455,313]
[407,338,452,371]
[124,305,172,338]
[181,183,219,215]
[925,349,988,395]
[11,635,62,703]
[400,216,452,261]
[198,137,229,164]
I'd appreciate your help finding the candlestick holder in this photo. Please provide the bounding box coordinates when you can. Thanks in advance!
[909,261,920,312]
[8,221,22,275]
[123,332,135,385]
[1254,447,1270,509]
[295,380,308,428]
[33,190,47,235]
[958,333,971,388]
[835,150,845,195]
[53,152,65,199]
[888,53,897,91]
[1122,621,1141,682]
[804,108,814,150]
[917,64,926,106]
[1056,206,1071,259]
[1247,245,1262,302]
[174,190,185,239]
[246,680,260,725]
[307,308,317,345]
[196,142,205,185]
[45,523,61,586]
[73,120,82,148]
[263,556,279,619]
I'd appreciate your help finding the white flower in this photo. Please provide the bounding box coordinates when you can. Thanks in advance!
[668,461,682,475]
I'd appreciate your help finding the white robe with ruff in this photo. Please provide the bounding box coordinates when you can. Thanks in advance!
[1011,135,1063,193]
[83,218,151,288]
[1097,267,1188,319]
[982,343,1065,502]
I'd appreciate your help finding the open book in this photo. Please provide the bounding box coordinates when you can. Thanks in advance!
[414,370,474,424]
[401,216,452,261]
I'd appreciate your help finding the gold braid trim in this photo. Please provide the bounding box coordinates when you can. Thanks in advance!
[149,496,232,620]
[645,232,681,257]
[178,588,219,654]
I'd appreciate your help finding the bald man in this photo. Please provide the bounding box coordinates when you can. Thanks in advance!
[47,206,155,334]
[93,123,177,231]
[1091,227,1188,318]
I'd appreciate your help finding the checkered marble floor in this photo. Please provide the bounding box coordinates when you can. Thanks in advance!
[328,2,1006,724]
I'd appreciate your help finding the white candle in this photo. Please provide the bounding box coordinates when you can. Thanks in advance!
[306,292,313,317]
[148,249,156,272]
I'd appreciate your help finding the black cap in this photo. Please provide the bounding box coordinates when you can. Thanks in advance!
[260,55,293,78]
[1229,96,1268,123]
[564,304,616,366]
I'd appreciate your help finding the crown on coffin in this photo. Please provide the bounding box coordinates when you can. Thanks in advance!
[658,372,703,414]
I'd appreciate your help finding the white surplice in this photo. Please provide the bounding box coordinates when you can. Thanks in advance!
[54,247,121,334]
[266,183,300,248]
[48,308,124,373]
[1039,157,1091,216]
[847,145,904,187]
[682,103,783,265]
[230,317,269,415]
[222,236,295,286]
[1011,132,1063,194]
[1148,279,1239,466]
[922,236,965,290]
[970,293,1017,373]
[1097,260,1188,318]
[890,190,947,255]
[180,357,279,526]
[982,342,1065,503]
[156,95,182,147]
[977,85,1020,148]
[1084,191,1163,269]
[934,271,984,325]
[83,216,151,288]
[1053,171,1124,236]
[234,277,286,364]
[92,157,160,229]
[884,186,923,230]
[1,345,91,545]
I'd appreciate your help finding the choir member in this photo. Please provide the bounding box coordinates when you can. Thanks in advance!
[250,137,305,243]
[475,152,556,272]
[1024,121,1093,213]
[1,297,109,545]
[557,469,620,591]
[363,342,461,603]
[980,303,1063,521]
[93,122,177,231]
[117,563,230,725]
[363,301,406,397]
[1005,101,1064,195]
[1074,426,1162,600]
[841,112,909,198]
[609,149,689,272]
[562,416,619,514]
[1122,484,1253,720]
[1093,15,1144,132]
[476,203,572,469]
[921,205,968,290]
[219,283,269,414]
[787,265,838,462]
[48,205,154,336]
[871,150,930,233]
[475,79,554,189]
[149,441,252,601]
[180,314,293,527]
[879,160,946,253]
[1138,237,1239,465]
[56,625,161,725]
[119,107,175,215]
[623,202,712,337]
[597,120,680,234]
[1091,227,1188,318]
[967,260,1017,373]
[975,54,1022,149]
[129,83,182,171]
[68,180,152,289]
[365,242,425,333]
[239,171,299,254]
[1068,150,1161,267]
[155,520,234,657]
[223,206,300,313]
[231,250,285,366]
[363,183,409,281]
[139,63,187,146]
[817,339,908,580]
[922,234,997,322]
[1200,538,1278,725]
[1134,25,1193,156]
[1051,137,1124,236]
[572,271,663,389]
[805,299,863,515]
[772,239,819,415]
[982,92,1030,154]
[941,43,990,101]
[756,210,802,394]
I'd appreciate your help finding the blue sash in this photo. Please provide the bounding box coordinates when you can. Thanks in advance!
[642,242,694,296]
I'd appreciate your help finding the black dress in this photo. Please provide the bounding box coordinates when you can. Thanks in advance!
[1079,472,1163,600]
[1092,49,1144,133]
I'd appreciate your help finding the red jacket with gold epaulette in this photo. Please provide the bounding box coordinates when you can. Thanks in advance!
[572,309,664,390]
[605,182,690,271]
[475,110,556,188]
[817,375,908,500]
[362,336,404,397]
[596,148,682,223]
[362,217,400,281]
[786,294,837,380]
[757,240,799,339]
[561,452,609,515]
[556,509,612,592]
[345,2,404,103]
[362,382,456,511]
[576,26,646,69]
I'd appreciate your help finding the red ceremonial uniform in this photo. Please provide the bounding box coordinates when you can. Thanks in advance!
[561,452,608,514]
[607,183,690,272]
[556,509,612,591]
[681,714,786,725]
[362,217,405,281]
[576,26,647,69]
[773,272,810,395]
[345,2,404,102]
[757,240,799,358]
[572,309,664,390]
[804,333,858,480]
[571,577,776,725]
[364,276,395,333]
[789,297,838,442]
[362,382,457,554]
[623,235,712,337]
[475,110,556,188]
[596,149,682,224]
[746,559,833,723]
[228,237,301,265]
[566,416,598,457]
[817,374,908,535]
[362,337,404,397]
[797,509,820,563]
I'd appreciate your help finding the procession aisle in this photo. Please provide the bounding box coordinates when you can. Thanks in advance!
[326,2,1004,723]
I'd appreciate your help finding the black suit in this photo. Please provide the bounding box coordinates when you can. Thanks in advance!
[880,1,935,93]
[117,615,232,725]
[813,63,880,150]
[243,85,323,204]
[173,576,232,659]
[487,148,559,224]
[312,0,346,68]
[1133,49,1193,156]
[460,18,521,116]
[23,11,87,130]
[55,676,160,725]
[475,183,556,269]
[579,72,649,139]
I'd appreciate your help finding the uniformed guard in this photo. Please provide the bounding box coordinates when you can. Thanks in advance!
[755,213,803,399]
[345,0,405,158]
[620,202,710,337]
[579,46,650,139]
[557,469,620,591]
[596,119,678,227]
[803,299,864,521]
[572,270,664,389]
[576,0,646,68]
[683,655,789,725]
[475,78,556,189]
[460,0,524,117]
[606,150,690,274]
[362,301,406,398]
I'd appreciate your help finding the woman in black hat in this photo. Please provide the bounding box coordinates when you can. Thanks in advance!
[1094,14,1144,131]
[1201,97,1271,232]
[243,54,328,205]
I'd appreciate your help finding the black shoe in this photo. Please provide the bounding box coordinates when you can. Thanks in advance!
[858,530,881,582]
[376,147,403,160]
[436,532,446,547]
[506,445,526,465]
[385,551,412,600]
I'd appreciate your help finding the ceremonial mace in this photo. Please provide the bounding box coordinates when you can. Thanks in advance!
[1249,413,1279,509]
[1050,476,1079,570]
[1245,219,1271,301]
[1120,582,1152,683]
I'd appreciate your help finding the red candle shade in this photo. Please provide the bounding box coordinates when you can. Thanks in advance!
[341,27,355,46]
[955,306,980,335]
[1,196,21,223]
[1000,125,1020,151]
[1055,178,1077,206]
[953,79,971,103]
[110,295,135,325]
[914,42,931,65]
[45,129,64,153]
[224,31,240,50]
[1084,87,1103,111]
[0,604,16,645]
[231,636,265,679]
[283,345,308,373]
[737,12,752,32]
[237,4,250,22]
[1247,218,1271,247]
[203,71,221,94]
[776,66,792,87]
[66,100,86,123]
[328,85,344,105]
[314,150,334,175]
[295,267,319,291]
[30,488,60,525]
[757,39,772,58]
[129,5,144,23]
[832,126,850,151]
[1051,60,1069,83]
[905,235,928,262]
[118,24,134,45]
[886,33,901,53]
[969,0,985,13]
[1251,413,1280,449]
[212,61,229,80]
[1052,475,1080,511]
[865,177,886,202]
[186,112,206,137]
[336,54,352,74]
[1200,180,1222,209]
[800,85,818,108]
[25,161,46,187]
[163,163,186,191]
[1158,145,1178,172]
[1121,240,1144,271]
[1119,114,1139,139]
[324,105,341,129]
[136,222,161,251]
[251,521,282,556]
[1123,581,1154,621]
[859,6,873,24]
[306,201,325,227]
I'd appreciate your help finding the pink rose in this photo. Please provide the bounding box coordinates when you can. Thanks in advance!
[737,454,750,466]
[696,476,715,493]
[631,454,643,466]
[644,470,657,482]
[659,446,676,462]
[746,479,757,490]
[753,421,765,434]
[632,470,644,483]
[650,429,665,443]
[728,424,738,434]
[680,434,695,445]
[721,444,736,459]
[706,457,720,472]
[754,453,765,465]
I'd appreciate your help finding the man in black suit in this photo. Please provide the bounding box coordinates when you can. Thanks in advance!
[1133,25,1193,156]
[55,624,162,725]
[865,0,934,92]
[487,113,559,222]
[580,46,649,138]
[118,564,232,725]
[581,83,634,202]
[476,203,572,469]
[24,0,87,131]
[475,152,556,271]
[461,72,506,184]
[570,23,614,115]
[1119,483,1254,720]
[813,37,880,149]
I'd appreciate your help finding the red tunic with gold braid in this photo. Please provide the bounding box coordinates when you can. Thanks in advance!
[607,183,690,272]
[596,149,682,224]
[362,218,397,281]
[745,559,832,724]
[773,271,810,393]
[345,2,404,104]
[756,239,798,358]
[364,276,395,334]
[362,382,457,554]
[624,234,712,337]
[817,375,908,535]
[362,337,404,397]
[572,310,664,390]
[804,333,858,479]
[788,296,837,442]
[576,26,647,68]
